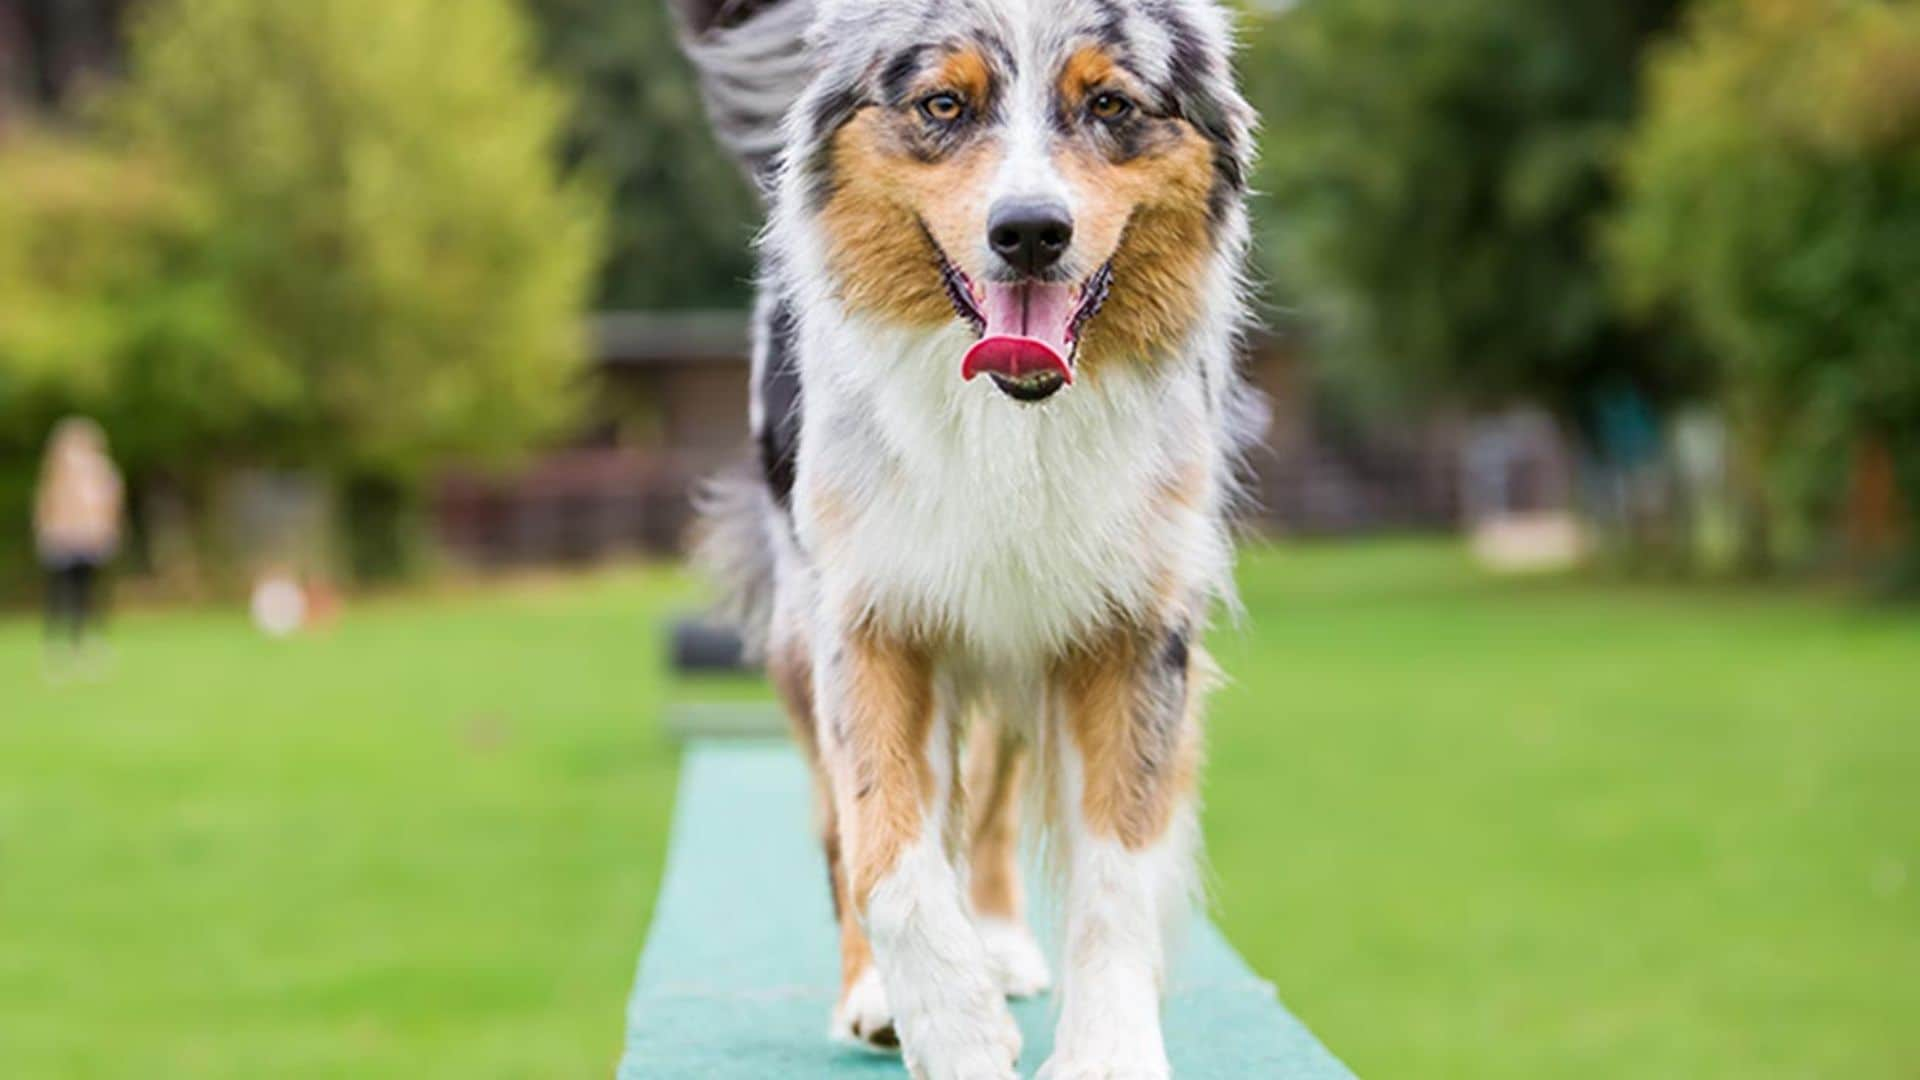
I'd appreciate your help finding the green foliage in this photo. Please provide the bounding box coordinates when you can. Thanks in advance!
[0,0,604,584]
[524,0,761,310]
[1611,0,1920,569]
[0,132,245,468]
[1249,0,1696,433]
[114,0,602,478]
[0,132,243,593]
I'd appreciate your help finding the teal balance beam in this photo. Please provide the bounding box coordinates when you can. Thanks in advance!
[620,742,1356,1078]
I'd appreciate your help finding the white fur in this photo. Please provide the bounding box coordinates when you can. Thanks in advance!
[1038,735,1199,1080]
[859,723,1022,1080]
[790,312,1230,663]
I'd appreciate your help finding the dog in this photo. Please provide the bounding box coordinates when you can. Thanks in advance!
[680,1,1258,1075]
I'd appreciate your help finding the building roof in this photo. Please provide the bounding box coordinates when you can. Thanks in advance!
[593,310,751,365]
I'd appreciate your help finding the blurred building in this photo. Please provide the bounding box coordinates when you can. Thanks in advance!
[430,312,1470,567]
[433,312,755,566]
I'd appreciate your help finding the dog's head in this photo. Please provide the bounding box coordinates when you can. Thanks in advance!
[778,0,1252,402]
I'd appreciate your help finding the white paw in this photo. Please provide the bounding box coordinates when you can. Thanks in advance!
[1041,986,1168,1080]
[1035,1060,1169,1080]
[977,916,1052,998]
[899,987,1021,1080]
[829,966,899,1052]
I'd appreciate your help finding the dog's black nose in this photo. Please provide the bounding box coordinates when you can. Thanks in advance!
[987,199,1073,276]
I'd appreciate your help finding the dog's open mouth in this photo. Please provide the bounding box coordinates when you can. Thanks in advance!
[940,256,1112,403]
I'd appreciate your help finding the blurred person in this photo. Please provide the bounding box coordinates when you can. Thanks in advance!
[34,417,125,665]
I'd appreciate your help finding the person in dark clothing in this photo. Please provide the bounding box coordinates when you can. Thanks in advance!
[43,559,103,646]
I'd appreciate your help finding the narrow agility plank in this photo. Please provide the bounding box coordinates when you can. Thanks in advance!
[620,742,1356,1078]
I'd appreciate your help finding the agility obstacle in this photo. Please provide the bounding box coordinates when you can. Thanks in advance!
[618,740,1356,1078]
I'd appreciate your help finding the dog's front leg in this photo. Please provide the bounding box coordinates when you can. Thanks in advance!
[1042,625,1206,1080]
[819,622,1020,1080]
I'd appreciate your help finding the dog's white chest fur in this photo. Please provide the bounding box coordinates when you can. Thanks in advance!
[795,320,1220,660]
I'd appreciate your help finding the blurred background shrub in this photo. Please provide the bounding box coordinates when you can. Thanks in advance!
[523,0,760,310]
[1251,0,1697,431]
[1610,0,1920,583]
[1248,0,1706,565]
[2,0,599,586]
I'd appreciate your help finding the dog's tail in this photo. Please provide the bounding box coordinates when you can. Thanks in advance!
[674,0,812,659]
[690,462,782,662]
[669,0,817,184]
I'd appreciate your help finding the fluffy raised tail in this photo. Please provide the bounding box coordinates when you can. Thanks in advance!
[674,1,812,658]
[669,0,817,184]
[690,461,782,662]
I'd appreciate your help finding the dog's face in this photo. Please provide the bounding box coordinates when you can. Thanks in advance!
[787,0,1251,402]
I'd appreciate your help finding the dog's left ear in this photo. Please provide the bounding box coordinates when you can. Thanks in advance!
[1154,0,1256,222]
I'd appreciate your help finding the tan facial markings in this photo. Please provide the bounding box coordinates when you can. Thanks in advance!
[821,46,1004,326]
[932,46,994,110]
[1053,49,1219,373]
[1056,45,1126,111]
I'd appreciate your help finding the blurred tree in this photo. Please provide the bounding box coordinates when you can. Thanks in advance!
[1611,0,1920,582]
[1249,0,1697,447]
[105,0,601,579]
[0,130,240,590]
[523,0,760,310]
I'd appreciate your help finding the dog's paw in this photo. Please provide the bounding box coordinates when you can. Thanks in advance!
[1039,1015,1168,1080]
[830,966,899,1053]
[899,988,1021,1080]
[1034,1060,1169,1080]
[977,916,1052,998]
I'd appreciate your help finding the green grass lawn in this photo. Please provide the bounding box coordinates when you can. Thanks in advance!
[3,543,1915,1078]
[1206,545,1919,1080]
[1,571,694,1078]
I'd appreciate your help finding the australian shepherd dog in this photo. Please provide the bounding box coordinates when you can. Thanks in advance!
[681,1,1259,1075]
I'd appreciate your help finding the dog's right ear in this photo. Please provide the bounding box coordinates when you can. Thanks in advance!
[1151,0,1256,226]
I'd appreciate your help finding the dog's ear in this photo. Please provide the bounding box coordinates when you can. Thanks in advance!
[1151,0,1256,223]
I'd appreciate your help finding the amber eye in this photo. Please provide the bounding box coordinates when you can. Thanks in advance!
[1089,91,1133,122]
[919,92,966,124]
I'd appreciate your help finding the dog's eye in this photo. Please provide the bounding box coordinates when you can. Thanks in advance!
[919,92,966,124]
[1088,91,1134,122]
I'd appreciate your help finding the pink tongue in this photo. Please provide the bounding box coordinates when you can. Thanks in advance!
[961,282,1076,384]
